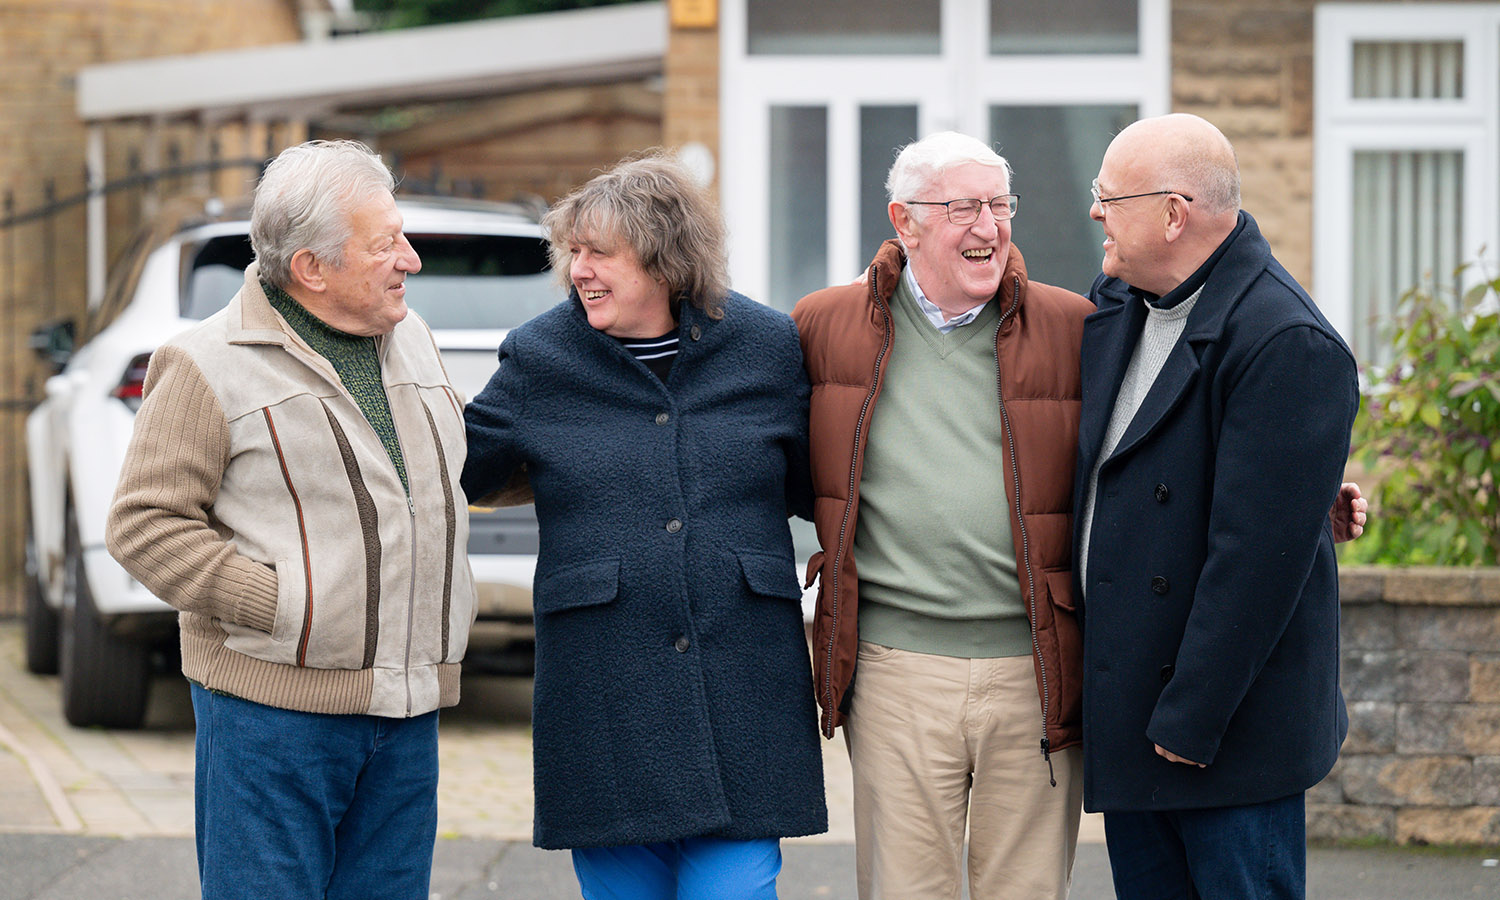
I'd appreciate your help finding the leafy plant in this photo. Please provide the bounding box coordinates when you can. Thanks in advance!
[1343,264,1500,565]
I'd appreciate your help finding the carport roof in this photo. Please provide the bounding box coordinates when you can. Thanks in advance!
[76,1,667,123]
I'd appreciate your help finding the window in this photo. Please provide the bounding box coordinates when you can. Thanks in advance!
[721,0,1168,309]
[989,104,1137,294]
[989,0,1138,55]
[1315,5,1500,363]
[748,0,940,55]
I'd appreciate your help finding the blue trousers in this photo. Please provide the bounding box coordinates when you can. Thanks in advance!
[1103,792,1306,900]
[571,837,782,900]
[190,684,440,900]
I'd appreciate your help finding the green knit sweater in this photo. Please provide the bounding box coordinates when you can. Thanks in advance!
[263,281,408,493]
[853,270,1030,659]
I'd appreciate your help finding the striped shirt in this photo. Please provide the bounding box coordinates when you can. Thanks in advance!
[617,330,679,381]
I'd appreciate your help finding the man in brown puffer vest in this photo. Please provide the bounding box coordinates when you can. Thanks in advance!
[792,131,1091,900]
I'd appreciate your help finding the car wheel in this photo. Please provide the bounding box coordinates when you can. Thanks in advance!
[23,526,61,675]
[60,504,150,729]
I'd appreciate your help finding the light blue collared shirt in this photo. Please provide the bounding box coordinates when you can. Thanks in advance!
[906,264,989,333]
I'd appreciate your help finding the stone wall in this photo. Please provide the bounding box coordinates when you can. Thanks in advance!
[1309,566,1500,846]
[1173,0,1489,296]
[1173,0,1317,289]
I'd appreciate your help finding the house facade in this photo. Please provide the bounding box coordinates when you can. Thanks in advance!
[663,0,1500,366]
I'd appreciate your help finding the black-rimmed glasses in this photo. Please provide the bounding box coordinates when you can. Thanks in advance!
[905,194,1019,225]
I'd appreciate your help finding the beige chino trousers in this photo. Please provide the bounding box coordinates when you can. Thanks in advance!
[844,642,1083,900]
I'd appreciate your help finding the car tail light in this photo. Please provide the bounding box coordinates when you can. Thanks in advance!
[111,353,152,411]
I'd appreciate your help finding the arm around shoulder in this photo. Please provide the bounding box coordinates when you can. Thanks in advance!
[462,334,532,506]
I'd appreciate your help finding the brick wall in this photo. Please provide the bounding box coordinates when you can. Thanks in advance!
[0,1,303,614]
[663,21,719,185]
[1310,567,1500,846]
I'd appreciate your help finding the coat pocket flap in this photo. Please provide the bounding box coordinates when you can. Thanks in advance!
[534,558,620,615]
[738,550,804,601]
[1045,569,1076,613]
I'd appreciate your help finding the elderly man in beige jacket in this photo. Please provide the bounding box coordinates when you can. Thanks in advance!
[107,140,476,900]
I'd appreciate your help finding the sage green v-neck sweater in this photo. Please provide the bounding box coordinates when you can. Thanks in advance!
[853,271,1031,659]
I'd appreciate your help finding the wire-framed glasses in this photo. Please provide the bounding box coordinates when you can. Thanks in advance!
[1090,178,1193,206]
[905,194,1020,225]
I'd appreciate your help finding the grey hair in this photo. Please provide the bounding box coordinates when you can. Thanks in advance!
[886,131,1013,205]
[250,140,396,289]
[1171,145,1241,216]
[543,150,729,318]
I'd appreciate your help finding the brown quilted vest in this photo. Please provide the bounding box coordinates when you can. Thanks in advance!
[791,240,1092,762]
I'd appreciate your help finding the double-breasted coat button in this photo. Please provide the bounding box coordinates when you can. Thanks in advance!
[689,325,701,341]
[1154,483,1170,503]
[1151,575,1169,595]
[674,636,691,653]
[1160,664,1175,684]
[655,412,670,425]
[666,518,683,533]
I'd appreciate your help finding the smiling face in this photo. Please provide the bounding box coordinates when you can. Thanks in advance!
[569,234,675,338]
[894,161,1012,316]
[313,191,421,336]
[1089,123,1195,296]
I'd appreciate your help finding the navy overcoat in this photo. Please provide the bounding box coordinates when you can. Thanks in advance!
[462,291,826,849]
[1073,213,1359,812]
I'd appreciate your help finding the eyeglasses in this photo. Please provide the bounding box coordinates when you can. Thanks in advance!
[1090,179,1193,206]
[905,194,1019,225]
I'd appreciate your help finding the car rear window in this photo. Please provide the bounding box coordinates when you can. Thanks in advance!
[182,233,557,330]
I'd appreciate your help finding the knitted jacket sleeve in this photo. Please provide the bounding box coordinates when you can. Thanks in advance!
[105,344,280,632]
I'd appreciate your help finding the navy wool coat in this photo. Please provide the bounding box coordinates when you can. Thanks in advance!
[1073,213,1359,812]
[462,291,826,850]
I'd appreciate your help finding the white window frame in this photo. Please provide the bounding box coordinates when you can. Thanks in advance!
[1314,3,1500,349]
[719,0,1170,304]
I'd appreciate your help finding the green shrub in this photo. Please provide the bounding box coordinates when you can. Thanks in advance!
[1343,266,1500,566]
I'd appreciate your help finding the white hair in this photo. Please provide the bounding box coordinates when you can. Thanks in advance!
[885,131,1012,204]
[250,140,396,288]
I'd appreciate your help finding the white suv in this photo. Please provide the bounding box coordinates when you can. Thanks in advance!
[25,195,554,728]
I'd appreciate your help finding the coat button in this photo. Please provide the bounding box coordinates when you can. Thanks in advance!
[674,636,691,653]
[690,325,701,341]
[1160,664,1175,684]
[1151,575,1169,595]
[1154,483,1170,503]
[666,518,683,533]
[655,412,670,425]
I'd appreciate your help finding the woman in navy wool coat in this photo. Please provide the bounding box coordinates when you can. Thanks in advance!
[461,153,826,900]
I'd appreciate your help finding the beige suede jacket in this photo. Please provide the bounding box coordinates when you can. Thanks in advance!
[106,263,476,717]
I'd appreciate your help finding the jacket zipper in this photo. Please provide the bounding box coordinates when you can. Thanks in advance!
[994,274,1056,786]
[403,491,417,717]
[822,268,894,738]
[382,372,420,719]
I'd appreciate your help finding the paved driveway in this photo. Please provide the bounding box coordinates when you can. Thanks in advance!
[0,621,870,841]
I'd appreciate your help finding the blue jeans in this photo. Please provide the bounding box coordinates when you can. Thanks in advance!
[572,837,782,900]
[1103,792,1306,900]
[190,684,439,900]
